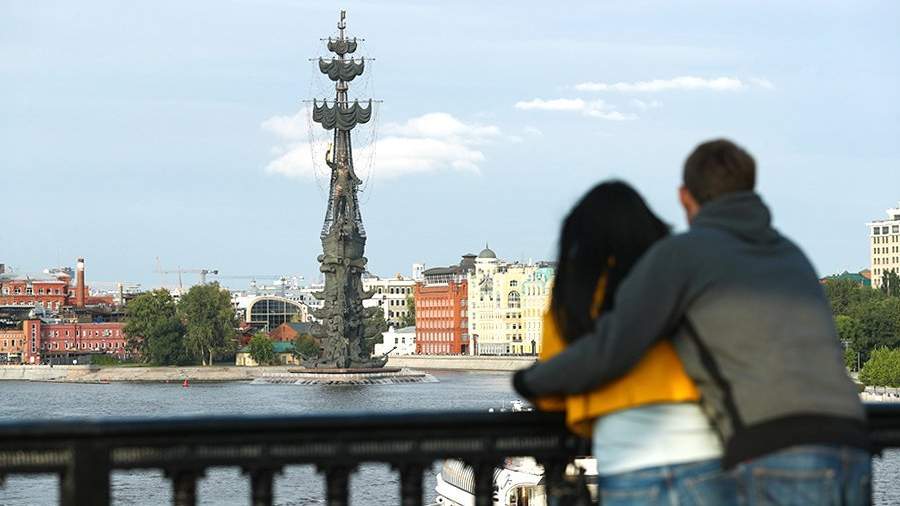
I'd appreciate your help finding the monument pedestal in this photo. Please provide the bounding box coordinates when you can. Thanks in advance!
[252,367,437,385]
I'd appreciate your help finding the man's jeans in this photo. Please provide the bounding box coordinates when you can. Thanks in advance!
[596,458,734,506]
[595,446,870,505]
[732,445,871,506]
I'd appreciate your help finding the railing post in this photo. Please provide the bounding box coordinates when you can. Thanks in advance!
[471,461,496,506]
[395,463,425,506]
[60,442,110,506]
[166,468,204,506]
[320,464,352,506]
[539,458,592,506]
[244,466,279,506]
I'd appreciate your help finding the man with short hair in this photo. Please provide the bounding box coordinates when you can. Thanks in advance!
[515,139,870,504]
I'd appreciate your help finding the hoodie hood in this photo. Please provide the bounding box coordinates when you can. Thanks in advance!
[691,191,779,243]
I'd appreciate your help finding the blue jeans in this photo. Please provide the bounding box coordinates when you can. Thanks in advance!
[597,458,736,506]
[732,445,871,506]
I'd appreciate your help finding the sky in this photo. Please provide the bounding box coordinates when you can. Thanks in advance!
[2,1,898,290]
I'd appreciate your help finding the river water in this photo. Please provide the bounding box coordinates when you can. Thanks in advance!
[0,371,898,505]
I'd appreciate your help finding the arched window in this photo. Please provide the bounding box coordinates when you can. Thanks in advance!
[508,291,521,309]
[249,297,305,331]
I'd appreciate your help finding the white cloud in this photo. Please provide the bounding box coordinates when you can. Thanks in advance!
[262,111,503,179]
[260,107,310,140]
[383,112,502,144]
[575,76,748,93]
[514,98,637,121]
[750,77,776,90]
[630,99,663,110]
[523,126,543,136]
[515,98,586,111]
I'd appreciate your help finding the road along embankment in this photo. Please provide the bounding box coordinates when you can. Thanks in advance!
[0,357,536,383]
[386,355,535,371]
[0,365,292,383]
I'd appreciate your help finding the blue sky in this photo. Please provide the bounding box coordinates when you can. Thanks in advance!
[2,1,898,289]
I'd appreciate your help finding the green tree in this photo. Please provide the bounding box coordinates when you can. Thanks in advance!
[823,278,881,315]
[846,297,900,361]
[294,334,320,359]
[363,308,388,355]
[178,283,237,366]
[835,315,864,369]
[399,295,416,327]
[882,269,900,298]
[123,289,187,365]
[248,332,276,366]
[823,278,900,366]
[859,347,900,387]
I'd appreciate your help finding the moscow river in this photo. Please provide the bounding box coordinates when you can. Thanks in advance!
[1,371,898,505]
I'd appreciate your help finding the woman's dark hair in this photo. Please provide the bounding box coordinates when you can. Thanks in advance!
[551,181,669,342]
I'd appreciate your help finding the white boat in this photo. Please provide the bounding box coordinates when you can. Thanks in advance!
[434,402,597,506]
[434,457,597,506]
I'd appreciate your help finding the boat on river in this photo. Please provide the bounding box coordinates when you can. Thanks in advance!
[434,457,597,506]
[434,402,597,506]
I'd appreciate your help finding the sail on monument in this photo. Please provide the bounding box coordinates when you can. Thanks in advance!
[306,11,387,369]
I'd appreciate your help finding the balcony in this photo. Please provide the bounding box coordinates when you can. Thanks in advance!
[0,404,898,506]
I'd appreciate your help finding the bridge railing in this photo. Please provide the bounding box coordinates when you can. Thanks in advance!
[1,404,899,506]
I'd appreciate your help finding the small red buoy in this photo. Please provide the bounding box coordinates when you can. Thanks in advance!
[182,379,189,388]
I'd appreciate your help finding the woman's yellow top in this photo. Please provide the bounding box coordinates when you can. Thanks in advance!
[535,275,700,438]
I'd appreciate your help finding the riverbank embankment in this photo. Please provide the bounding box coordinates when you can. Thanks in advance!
[0,357,534,383]
[0,365,289,383]
[386,355,535,371]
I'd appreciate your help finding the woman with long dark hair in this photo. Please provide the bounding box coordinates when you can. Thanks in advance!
[516,181,731,505]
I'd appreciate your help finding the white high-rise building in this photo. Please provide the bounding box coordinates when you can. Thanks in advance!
[411,263,425,282]
[362,273,416,326]
[868,202,900,289]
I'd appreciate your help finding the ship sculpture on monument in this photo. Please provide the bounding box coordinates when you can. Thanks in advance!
[306,11,387,369]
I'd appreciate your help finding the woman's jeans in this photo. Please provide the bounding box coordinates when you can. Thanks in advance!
[597,458,731,506]
[596,445,871,506]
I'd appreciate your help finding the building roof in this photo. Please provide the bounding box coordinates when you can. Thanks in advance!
[822,270,872,287]
[286,322,312,334]
[422,266,458,276]
[238,341,296,354]
[394,326,415,333]
[477,246,497,259]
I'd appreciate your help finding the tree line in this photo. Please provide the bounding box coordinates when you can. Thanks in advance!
[825,270,900,386]
[124,283,237,366]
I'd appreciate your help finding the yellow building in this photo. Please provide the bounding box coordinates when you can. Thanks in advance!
[868,202,900,289]
[522,266,554,355]
[467,247,554,355]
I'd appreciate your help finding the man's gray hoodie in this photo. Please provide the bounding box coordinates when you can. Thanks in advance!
[518,191,867,468]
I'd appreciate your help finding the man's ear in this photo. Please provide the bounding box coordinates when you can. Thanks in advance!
[679,186,701,222]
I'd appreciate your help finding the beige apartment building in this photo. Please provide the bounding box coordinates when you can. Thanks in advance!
[868,202,900,289]
[467,247,554,356]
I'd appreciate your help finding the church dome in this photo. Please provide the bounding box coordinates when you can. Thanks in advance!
[477,246,497,259]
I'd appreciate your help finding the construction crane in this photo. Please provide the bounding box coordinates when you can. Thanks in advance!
[155,258,218,292]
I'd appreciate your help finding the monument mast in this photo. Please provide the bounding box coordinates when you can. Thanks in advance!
[308,11,385,369]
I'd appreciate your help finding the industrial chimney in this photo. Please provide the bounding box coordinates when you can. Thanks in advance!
[75,258,86,308]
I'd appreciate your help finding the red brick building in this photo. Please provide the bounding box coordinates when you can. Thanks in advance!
[0,258,111,312]
[0,328,26,364]
[0,278,70,312]
[7,319,128,364]
[414,255,475,355]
